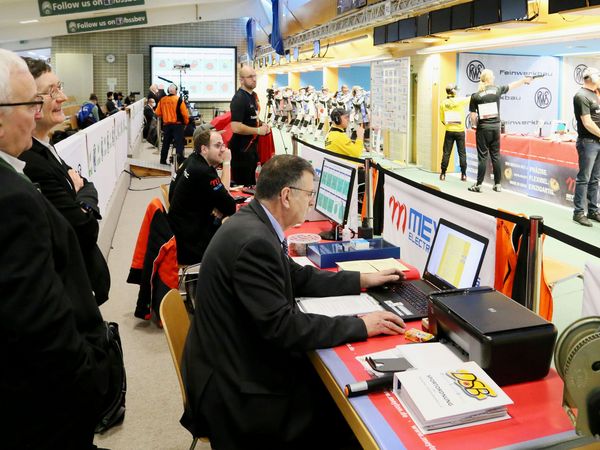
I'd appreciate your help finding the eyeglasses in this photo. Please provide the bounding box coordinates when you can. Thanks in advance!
[288,186,316,197]
[0,95,44,113]
[39,81,65,99]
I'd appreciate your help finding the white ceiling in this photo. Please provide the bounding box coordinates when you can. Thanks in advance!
[0,0,277,47]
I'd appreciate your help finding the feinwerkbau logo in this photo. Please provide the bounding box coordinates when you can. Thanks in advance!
[467,60,485,83]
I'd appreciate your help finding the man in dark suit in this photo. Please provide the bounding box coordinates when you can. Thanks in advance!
[0,48,111,450]
[181,154,406,449]
[19,57,110,305]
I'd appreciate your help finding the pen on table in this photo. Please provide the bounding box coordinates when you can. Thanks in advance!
[344,373,396,398]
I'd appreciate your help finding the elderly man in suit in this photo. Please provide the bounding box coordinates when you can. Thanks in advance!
[181,154,406,449]
[0,49,112,450]
[19,57,110,305]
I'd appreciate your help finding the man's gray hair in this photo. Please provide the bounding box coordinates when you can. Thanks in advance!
[0,49,29,104]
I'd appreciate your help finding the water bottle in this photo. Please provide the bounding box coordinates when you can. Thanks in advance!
[255,162,262,183]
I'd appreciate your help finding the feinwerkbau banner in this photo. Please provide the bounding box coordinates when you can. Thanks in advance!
[39,0,144,17]
[66,11,147,34]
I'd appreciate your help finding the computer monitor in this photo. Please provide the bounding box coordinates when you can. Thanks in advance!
[398,17,417,40]
[373,25,386,45]
[386,21,399,43]
[424,218,488,290]
[500,0,528,21]
[551,120,567,134]
[548,0,585,14]
[473,0,500,26]
[430,8,452,34]
[452,3,473,30]
[315,158,356,238]
[416,14,430,36]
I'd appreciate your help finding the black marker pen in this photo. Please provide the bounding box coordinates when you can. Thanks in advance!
[344,374,395,398]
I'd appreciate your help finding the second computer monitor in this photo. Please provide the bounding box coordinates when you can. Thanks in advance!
[315,158,356,227]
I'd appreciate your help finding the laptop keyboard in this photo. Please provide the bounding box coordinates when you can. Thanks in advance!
[374,283,429,317]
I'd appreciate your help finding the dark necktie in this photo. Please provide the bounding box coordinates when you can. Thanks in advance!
[281,238,289,256]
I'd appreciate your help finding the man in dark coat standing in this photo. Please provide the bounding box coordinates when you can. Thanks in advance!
[181,154,405,449]
[0,48,111,450]
[19,57,110,305]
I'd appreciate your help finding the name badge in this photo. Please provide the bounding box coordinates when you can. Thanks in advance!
[444,111,462,124]
[478,102,498,119]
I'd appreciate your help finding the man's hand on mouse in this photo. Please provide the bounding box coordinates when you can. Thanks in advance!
[361,311,406,337]
[359,268,406,289]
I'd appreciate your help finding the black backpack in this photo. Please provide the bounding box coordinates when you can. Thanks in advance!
[95,322,127,433]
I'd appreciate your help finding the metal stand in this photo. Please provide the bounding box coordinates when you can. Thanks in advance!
[525,215,543,313]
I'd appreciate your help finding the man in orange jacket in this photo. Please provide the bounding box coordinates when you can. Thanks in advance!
[156,83,189,165]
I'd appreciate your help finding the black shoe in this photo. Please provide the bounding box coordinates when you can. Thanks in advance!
[439,173,446,181]
[574,213,593,227]
[588,211,600,222]
[461,173,467,181]
[468,184,482,192]
[493,184,502,192]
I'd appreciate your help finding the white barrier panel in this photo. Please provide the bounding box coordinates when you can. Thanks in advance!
[382,176,497,286]
[582,262,600,317]
[298,142,359,231]
[128,99,144,155]
[457,53,559,135]
[55,101,144,217]
[82,116,118,215]
[55,132,88,181]
[114,110,129,176]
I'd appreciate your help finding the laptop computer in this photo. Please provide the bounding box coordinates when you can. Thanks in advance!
[369,218,489,321]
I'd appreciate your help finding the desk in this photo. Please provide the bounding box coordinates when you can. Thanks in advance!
[465,130,577,207]
[311,328,576,450]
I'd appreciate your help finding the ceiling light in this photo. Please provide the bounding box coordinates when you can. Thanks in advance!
[417,23,600,55]
[19,19,39,24]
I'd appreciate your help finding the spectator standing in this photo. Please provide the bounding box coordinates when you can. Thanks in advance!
[105,91,118,115]
[0,48,112,450]
[229,65,270,186]
[143,97,156,140]
[155,83,189,165]
[572,67,600,226]
[77,93,101,129]
[20,57,111,306]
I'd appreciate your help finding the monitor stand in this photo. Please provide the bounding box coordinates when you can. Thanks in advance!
[319,223,342,241]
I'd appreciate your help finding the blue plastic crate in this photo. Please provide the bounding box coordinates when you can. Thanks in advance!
[306,238,401,269]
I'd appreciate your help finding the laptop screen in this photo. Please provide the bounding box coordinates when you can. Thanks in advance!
[423,219,488,289]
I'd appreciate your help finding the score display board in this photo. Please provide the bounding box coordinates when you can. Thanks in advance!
[150,46,236,102]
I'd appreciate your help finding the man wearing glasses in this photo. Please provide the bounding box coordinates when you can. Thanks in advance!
[168,126,236,265]
[181,154,406,449]
[229,65,270,186]
[0,49,112,450]
[19,57,110,307]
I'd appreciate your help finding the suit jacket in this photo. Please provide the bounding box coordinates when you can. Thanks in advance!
[181,199,367,449]
[0,163,111,449]
[19,138,110,304]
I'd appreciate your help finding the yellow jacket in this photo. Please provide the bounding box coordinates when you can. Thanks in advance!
[324,127,363,158]
[440,96,470,132]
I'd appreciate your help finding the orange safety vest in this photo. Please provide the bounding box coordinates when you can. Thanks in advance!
[495,213,553,320]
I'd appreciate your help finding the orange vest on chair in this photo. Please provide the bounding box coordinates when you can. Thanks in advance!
[495,214,553,321]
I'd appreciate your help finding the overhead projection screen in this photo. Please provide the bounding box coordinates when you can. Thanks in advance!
[150,46,237,102]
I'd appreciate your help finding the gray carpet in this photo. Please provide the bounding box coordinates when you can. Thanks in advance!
[95,143,209,450]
